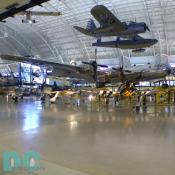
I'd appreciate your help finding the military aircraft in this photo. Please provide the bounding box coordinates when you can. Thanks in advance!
[0,54,172,87]
[0,54,109,87]
[74,5,150,38]
[92,37,158,52]
[0,0,50,22]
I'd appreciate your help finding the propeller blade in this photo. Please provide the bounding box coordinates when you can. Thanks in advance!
[112,68,118,70]
[124,70,132,73]
[144,23,150,32]
[95,48,97,62]
[97,64,108,68]
[147,27,150,31]
[82,61,108,68]
[82,61,92,65]
[112,67,132,73]
[147,26,150,32]
[112,67,122,71]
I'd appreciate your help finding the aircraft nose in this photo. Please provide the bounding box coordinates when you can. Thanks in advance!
[153,39,158,44]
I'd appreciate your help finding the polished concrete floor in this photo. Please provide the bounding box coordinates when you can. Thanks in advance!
[0,97,175,175]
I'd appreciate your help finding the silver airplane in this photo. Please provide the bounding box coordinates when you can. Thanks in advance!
[92,37,158,51]
[74,5,150,38]
[18,11,62,24]
[0,55,172,87]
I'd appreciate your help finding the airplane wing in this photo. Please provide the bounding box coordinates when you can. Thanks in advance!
[0,55,94,81]
[91,5,125,32]
[17,11,62,16]
[134,35,144,40]
[0,0,49,21]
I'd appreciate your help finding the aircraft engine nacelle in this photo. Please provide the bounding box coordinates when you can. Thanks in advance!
[128,22,150,33]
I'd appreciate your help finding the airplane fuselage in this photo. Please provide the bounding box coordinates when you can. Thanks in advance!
[92,25,146,37]
[74,25,146,38]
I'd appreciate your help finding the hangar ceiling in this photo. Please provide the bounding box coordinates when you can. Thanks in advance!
[0,0,175,64]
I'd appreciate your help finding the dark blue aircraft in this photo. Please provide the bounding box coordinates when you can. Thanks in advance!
[92,37,158,52]
[74,5,150,39]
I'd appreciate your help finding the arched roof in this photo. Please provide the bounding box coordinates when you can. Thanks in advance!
[1,0,175,64]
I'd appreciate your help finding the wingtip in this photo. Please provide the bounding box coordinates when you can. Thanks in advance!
[91,4,107,12]
[73,26,82,32]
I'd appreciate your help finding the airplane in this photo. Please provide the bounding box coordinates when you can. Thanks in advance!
[74,5,150,39]
[0,54,108,87]
[0,0,50,22]
[0,55,173,91]
[92,37,158,52]
[17,11,62,24]
[45,90,76,103]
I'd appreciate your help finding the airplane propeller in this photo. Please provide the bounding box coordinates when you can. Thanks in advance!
[112,67,132,83]
[144,23,150,32]
[82,61,108,86]
[82,48,108,87]
[82,61,108,68]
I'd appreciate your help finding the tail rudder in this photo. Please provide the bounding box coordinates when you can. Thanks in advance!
[86,19,96,31]
[73,26,91,36]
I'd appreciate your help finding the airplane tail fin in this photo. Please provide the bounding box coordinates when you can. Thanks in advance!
[74,26,92,36]
[86,19,96,31]
[73,19,96,37]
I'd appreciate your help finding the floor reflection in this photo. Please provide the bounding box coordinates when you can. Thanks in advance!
[0,98,175,175]
[22,102,42,132]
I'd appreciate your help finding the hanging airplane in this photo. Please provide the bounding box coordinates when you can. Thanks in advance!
[0,55,173,89]
[74,5,150,38]
[92,37,158,52]
[0,0,50,22]
[17,11,62,24]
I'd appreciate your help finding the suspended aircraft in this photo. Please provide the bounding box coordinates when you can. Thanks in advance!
[92,37,158,52]
[17,11,62,24]
[0,0,50,22]
[74,5,150,39]
[0,55,173,89]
